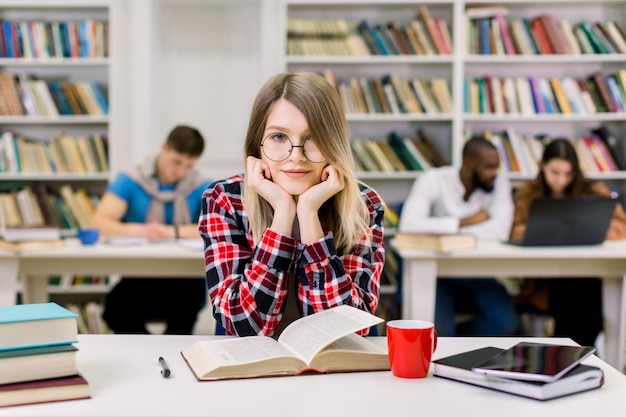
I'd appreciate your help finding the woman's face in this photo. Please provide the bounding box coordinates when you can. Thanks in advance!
[260,98,327,196]
[542,158,573,196]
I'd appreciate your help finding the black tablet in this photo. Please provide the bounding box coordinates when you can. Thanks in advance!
[471,342,596,383]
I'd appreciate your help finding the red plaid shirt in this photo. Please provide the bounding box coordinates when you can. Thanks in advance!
[199,175,385,336]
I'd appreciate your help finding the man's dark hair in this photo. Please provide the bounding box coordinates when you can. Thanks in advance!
[165,125,205,157]
[462,135,496,161]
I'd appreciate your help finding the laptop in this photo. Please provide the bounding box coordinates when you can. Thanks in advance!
[507,197,617,246]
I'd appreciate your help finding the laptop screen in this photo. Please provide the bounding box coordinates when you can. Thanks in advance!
[514,197,617,246]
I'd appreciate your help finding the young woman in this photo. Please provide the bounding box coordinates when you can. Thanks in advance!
[198,71,385,337]
[511,138,626,346]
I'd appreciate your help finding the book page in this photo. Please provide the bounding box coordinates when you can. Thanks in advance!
[321,332,387,354]
[198,336,298,366]
[308,333,390,372]
[278,305,382,364]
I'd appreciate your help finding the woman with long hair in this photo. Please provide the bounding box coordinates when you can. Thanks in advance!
[198,71,385,337]
[511,138,626,346]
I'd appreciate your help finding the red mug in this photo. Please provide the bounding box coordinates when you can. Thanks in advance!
[387,320,438,378]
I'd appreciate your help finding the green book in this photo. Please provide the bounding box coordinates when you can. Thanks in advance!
[578,21,609,54]
[388,131,421,171]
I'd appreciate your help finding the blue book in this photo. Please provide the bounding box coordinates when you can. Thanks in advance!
[371,26,390,55]
[479,18,491,55]
[3,21,14,57]
[0,302,78,352]
[605,75,625,112]
[89,81,109,114]
[0,344,79,386]
[358,20,382,55]
[61,21,72,57]
[48,81,73,115]
[528,76,545,113]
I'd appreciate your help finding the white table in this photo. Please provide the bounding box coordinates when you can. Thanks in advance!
[392,239,626,372]
[0,335,623,417]
[16,239,205,304]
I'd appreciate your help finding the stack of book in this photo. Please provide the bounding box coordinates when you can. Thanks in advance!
[433,342,604,401]
[0,302,91,408]
[0,225,63,252]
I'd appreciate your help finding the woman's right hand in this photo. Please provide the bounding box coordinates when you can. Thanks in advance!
[246,156,296,234]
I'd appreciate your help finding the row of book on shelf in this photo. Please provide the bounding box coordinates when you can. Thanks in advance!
[0,184,98,235]
[0,72,109,116]
[352,124,625,175]
[48,274,110,290]
[64,301,108,335]
[0,131,109,174]
[287,5,451,56]
[351,129,447,173]
[466,7,626,55]
[474,125,626,176]
[323,69,452,116]
[0,302,90,408]
[0,19,109,59]
[465,70,626,116]
[322,67,626,117]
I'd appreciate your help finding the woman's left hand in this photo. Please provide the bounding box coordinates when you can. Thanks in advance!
[297,165,344,213]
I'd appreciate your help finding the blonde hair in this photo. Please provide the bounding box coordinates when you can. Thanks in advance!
[243,71,370,252]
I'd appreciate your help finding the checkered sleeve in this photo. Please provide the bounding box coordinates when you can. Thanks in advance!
[296,186,385,335]
[198,176,297,336]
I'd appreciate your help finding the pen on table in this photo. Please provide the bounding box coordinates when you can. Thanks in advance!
[159,356,171,378]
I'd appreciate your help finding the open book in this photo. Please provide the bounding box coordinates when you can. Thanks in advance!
[181,305,389,381]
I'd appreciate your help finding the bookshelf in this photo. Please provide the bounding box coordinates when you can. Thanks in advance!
[279,0,626,201]
[462,0,626,189]
[279,0,626,318]
[0,0,118,233]
[0,0,123,322]
[281,1,455,309]
[281,0,456,206]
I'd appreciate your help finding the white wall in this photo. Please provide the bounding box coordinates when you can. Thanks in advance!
[113,0,281,181]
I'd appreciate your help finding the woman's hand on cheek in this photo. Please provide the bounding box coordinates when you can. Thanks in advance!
[298,165,344,213]
[246,156,294,211]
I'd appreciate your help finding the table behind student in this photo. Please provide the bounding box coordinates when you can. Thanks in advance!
[392,238,626,372]
[14,239,205,305]
[0,335,623,417]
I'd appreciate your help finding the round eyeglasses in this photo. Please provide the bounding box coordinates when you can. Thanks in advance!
[261,133,326,163]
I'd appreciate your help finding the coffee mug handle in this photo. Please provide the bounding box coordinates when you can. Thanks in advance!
[432,328,438,353]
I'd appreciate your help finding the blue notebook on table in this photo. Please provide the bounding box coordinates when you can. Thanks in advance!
[506,197,617,246]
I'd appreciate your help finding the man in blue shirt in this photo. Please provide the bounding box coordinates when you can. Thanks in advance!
[92,125,213,334]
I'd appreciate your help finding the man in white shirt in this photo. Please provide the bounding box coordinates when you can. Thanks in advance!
[399,136,519,336]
